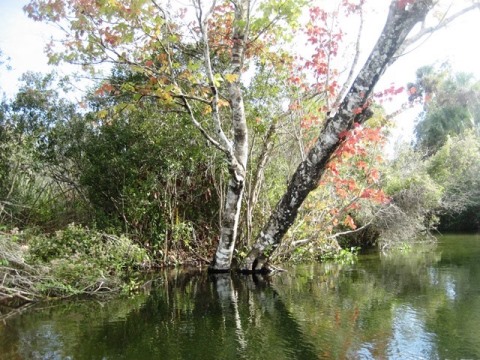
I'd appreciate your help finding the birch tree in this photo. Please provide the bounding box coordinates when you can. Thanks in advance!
[206,0,249,271]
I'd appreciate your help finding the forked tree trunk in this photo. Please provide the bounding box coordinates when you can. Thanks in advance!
[209,0,249,272]
[240,0,434,272]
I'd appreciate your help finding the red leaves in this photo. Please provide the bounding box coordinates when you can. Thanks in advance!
[362,127,382,143]
[360,188,389,204]
[288,76,302,85]
[333,179,358,199]
[309,7,328,22]
[374,84,405,103]
[368,169,380,184]
[342,0,365,15]
[288,100,301,111]
[205,4,235,56]
[100,27,121,46]
[287,75,310,91]
[353,107,363,115]
[338,130,349,140]
[328,81,338,97]
[336,188,349,199]
[346,179,357,191]
[344,215,357,230]
[300,114,321,129]
[356,160,368,170]
[335,124,384,160]
[319,122,390,231]
[95,82,114,96]
[327,162,339,176]
[24,0,67,22]
[294,3,351,101]
[282,1,362,112]
[308,118,389,234]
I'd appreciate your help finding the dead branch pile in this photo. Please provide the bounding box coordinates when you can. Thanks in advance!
[0,233,44,309]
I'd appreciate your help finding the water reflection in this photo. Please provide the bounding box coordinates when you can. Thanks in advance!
[1,234,480,359]
[388,304,437,360]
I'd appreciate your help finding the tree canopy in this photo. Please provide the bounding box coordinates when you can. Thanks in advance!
[412,65,480,154]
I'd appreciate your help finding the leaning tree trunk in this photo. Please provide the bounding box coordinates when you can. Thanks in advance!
[240,0,434,272]
[209,0,249,272]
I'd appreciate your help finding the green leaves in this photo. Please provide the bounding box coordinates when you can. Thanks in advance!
[413,66,480,154]
[213,73,224,87]
[252,0,307,34]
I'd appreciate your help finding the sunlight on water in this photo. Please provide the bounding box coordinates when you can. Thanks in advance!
[387,304,438,360]
[443,275,457,301]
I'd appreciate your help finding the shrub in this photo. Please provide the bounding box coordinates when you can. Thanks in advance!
[27,223,150,296]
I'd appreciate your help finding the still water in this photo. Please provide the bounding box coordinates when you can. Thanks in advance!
[1,234,480,359]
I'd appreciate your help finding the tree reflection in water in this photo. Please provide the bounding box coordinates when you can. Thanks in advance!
[1,235,480,359]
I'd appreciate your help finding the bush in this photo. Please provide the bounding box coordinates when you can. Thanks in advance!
[26,223,150,296]
[373,147,442,249]
[1,72,221,260]
[427,131,480,232]
[70,104,222,255]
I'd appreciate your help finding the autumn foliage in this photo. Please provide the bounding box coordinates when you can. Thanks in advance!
[290,120,390,254]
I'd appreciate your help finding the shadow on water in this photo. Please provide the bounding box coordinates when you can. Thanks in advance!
[1,234,480,359]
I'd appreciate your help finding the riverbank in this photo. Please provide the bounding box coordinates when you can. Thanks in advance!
[0,220,439,312]
[0,225,155,309]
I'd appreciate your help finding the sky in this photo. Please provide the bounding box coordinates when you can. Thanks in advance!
[1,0,479,144]
[0,0,56,95]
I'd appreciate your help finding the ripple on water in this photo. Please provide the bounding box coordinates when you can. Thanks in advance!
[386,304,438,360]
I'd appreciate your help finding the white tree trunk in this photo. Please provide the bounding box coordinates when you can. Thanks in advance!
[209,0,249,271]
[240,0,434,272]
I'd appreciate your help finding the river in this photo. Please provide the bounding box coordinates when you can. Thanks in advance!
[1,234,479,359]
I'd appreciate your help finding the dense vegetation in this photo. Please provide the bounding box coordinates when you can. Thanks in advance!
[2,65,479,302]
[1,0,480,305]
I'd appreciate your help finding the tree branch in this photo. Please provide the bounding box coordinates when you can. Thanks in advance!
[394,2,480,61]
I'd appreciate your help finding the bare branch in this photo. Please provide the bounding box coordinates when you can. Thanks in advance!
[394,2,480,60]
[194,0,233,154]
[333,5,365,111]
[179,94,228,154]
